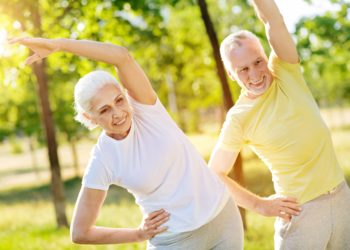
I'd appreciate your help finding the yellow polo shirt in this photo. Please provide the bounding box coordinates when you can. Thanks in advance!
[217,53,344,204]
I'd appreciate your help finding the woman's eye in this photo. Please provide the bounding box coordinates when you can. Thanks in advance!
[116,98,124,104]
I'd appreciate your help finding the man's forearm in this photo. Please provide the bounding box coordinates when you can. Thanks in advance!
[218,174,262,213]
[252,0,283,25]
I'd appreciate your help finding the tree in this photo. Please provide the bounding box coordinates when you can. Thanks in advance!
[295,1,350,106]
[0,0,69,227]
[197,0,247,229]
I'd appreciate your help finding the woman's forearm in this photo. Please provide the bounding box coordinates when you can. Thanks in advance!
[55,38,131,67]
[72,226,142,244]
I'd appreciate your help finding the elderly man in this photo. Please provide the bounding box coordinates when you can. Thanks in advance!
[209,0,350,249]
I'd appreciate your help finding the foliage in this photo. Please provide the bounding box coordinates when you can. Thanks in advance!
[295,2,350,106]
[0,0,349,142]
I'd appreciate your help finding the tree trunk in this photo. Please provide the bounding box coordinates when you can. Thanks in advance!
[30,3,68,228]
[197,0,247,229]
[70,138,80,177]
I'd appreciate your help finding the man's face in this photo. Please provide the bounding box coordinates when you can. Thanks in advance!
[227,39,273,98]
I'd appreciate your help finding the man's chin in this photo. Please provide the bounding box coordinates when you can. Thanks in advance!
[247,88,266,98]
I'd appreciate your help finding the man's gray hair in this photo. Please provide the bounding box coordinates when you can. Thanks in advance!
[220,30,263,69]
[74,70,121,130]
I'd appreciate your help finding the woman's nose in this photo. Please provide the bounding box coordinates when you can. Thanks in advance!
[112,108,123,118]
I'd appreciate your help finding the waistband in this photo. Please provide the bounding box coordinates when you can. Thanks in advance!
[324,181,346,195]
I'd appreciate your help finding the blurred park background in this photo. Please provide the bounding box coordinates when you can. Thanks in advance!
[0,0,349,249]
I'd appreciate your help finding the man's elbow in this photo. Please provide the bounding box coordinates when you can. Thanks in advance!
[211,168,229,179]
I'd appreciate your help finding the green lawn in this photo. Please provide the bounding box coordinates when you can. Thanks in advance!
[0,127,349,250]
[0,177,276,250]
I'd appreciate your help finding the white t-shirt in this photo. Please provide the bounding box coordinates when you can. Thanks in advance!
[82,95,230,233]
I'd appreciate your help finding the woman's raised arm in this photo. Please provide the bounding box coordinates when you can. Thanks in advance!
[9,37,156,104]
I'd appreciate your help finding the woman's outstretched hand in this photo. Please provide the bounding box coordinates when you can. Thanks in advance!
[138,209,170,241]
[8,37,59,65]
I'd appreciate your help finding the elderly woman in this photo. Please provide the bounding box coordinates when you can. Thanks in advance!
[11,37,243,249]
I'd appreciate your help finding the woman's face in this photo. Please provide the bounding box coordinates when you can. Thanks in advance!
[88,83,132,140]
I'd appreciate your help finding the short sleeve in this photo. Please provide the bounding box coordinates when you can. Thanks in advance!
[268,52,302,75]
[268,52,312,95]
[126,93,175,124]
[127,93,163,114]
[216,108,244,153]
[82,148,111,191]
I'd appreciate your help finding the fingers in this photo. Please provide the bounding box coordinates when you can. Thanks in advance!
[149,213,170,228]
[8,37,41,65]
[278,211,292,222]
[8,37,30,45]
[262,195,302,219]
[276,196,301,220]
[280,196,298,203]
[280,197,301,214]
[146,209,168,221]
[25,53,42,65]
[154,226,168,234]
[144,210,170,229]
[141,209,170,239]
[282,206,301,216]
[282,202,301,213]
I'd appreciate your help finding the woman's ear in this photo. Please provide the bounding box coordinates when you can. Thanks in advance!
[83,112,97,125]
[227,69,236,81]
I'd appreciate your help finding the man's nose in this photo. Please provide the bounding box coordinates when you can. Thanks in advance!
[249,70,260,82]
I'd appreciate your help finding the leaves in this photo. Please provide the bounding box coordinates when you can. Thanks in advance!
[1,0,349,141]
[295,1,350,106]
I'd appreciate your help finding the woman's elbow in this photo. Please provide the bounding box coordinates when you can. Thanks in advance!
[70,226,88,244]
[114,46,133,66]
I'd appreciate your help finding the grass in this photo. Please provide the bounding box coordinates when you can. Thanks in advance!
[0,177,276,250]
[0,178,145,250]
[0,127,349,250]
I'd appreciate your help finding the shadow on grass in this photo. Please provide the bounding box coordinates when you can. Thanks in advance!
[0,177,134,205]
[1,169,348,207]
[0,167,47,178]
[0,164,81,178]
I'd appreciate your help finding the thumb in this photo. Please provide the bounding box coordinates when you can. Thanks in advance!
[25,53,42,65]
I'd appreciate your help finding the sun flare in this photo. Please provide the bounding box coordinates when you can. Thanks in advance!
[0,29,8,55]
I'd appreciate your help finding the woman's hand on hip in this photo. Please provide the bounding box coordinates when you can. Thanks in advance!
[137,209,170,241]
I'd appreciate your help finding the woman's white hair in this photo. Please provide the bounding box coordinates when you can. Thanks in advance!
[220,30,264,69]
[74,70,121,130]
